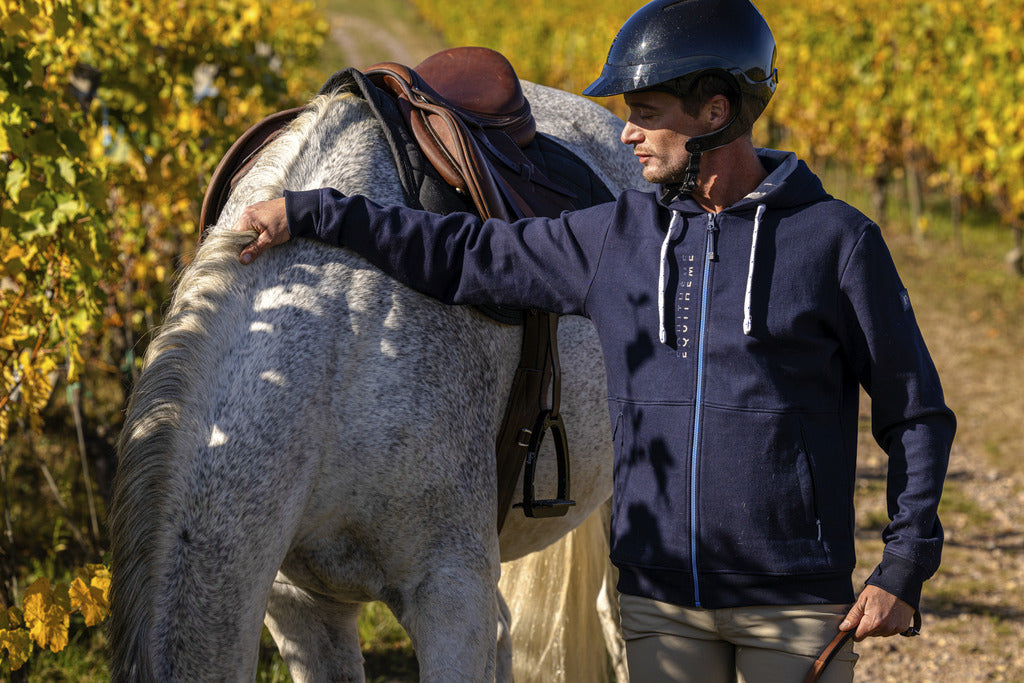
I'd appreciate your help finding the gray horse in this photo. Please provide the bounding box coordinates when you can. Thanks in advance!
[108,81,643,682]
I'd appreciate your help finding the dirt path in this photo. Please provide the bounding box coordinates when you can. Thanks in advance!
[329,14,433,68]
[325,3,446,71]
[853,463,1024,680]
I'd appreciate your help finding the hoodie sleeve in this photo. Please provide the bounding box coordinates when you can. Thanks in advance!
[284,188,614,315]
[838,222,956,609]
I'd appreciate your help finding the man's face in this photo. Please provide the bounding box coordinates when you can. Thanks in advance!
[621,90,707,185]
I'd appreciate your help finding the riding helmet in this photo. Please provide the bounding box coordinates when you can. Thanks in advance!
[584,0,778,154]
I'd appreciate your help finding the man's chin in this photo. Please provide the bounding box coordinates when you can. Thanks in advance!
[643,169,685,185]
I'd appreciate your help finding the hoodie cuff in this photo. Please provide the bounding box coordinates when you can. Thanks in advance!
[865,552,927,610]
[284,188,328,239]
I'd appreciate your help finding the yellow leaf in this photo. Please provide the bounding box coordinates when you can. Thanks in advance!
[241,2,260,26]
[84,564,112,597]
[0,627,33,671]
[22,578,69,652]
[0,607,19,630]
[3,244,27,263]
[68,577,108,627]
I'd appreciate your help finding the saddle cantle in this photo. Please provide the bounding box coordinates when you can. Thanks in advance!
[200,47,615,531]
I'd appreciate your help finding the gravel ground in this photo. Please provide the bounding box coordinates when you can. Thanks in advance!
[851,450,1024,681]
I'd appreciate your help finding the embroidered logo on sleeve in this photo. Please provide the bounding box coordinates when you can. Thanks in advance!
[899,288,912,312]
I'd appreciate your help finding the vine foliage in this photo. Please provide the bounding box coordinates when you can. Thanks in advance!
[1,0,325,671]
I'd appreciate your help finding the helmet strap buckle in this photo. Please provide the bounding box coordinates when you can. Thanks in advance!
[680,150,702,195]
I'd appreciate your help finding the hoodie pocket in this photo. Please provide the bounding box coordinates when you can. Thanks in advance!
[608,400,695,570]
[698,408,833,575]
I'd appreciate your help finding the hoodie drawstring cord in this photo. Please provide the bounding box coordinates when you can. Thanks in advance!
[659,211,684,345]
[743,204,767,336]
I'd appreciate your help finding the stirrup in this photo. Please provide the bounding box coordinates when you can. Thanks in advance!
[513,410,575,518]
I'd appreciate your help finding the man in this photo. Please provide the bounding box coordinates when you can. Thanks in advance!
[232,1,955,680]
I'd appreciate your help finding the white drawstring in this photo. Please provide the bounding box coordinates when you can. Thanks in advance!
[743,204,767,336]
[658,211,684,345]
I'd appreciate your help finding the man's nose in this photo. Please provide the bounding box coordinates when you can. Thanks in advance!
[620,120,643,145]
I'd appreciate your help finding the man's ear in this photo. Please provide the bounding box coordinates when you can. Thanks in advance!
[704,94,732,128]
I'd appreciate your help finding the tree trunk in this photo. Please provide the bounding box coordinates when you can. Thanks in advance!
[871,174,888,223]
[949,167,963,253]
[904,156,924,241]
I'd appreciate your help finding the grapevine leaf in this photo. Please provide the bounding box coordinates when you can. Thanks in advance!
[22,578,70,653]
[69,577,108,627]
[0,627,33,671]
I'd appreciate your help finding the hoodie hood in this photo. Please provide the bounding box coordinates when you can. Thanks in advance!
[659,149,829,215]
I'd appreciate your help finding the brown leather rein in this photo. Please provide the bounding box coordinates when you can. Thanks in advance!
[802,629,855,683]
[804,609,921,682]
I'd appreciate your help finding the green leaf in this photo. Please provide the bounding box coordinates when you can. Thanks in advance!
[52,193,85,224]
[51,3,73,36]
[4,158,28,204]
[55,156,76,186]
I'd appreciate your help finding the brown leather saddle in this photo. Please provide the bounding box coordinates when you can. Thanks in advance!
[200,47,581,532]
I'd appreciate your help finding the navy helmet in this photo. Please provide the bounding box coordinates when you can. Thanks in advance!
[585,0,778,155]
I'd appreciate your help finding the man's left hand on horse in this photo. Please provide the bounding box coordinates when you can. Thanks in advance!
[233,197,290,264]
[839,584,916,641]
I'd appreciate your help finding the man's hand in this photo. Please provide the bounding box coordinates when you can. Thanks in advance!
[839,584,916,641]
[232,197,289,264]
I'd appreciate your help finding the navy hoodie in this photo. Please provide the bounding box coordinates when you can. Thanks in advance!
[285,148,955,610]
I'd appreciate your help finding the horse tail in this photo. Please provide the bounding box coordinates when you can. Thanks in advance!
[499,502,625,683]
[107,231,257,681]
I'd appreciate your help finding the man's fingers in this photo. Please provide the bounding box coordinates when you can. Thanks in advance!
[231,205,260,233]
[231,198,289,264]
[840,586,915,641]
[839,601,863,632]
[839,597,881,640]
[239,229,273,264]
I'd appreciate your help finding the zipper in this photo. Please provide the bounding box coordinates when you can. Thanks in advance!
[797,422,824,542]
[706,214,720,261]
[689,212,717,606]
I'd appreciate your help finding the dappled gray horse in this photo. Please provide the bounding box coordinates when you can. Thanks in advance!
[108,81,642,681]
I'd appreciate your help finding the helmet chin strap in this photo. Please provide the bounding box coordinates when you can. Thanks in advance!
[676,111,744,196]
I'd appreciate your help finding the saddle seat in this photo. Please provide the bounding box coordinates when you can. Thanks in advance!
[401,46,536,149]
[366,47,558,221]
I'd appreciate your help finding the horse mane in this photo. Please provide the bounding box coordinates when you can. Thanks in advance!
[107,228,261,680]
[107,92,369,679]
[218,90,401,228]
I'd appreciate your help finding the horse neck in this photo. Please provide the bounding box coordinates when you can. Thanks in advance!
[222,92,406,227]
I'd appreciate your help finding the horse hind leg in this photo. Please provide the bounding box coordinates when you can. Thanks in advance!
[398,563,500,682]
[264,578,365,682]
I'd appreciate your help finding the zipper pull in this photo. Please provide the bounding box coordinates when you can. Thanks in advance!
[706,213,719,261]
